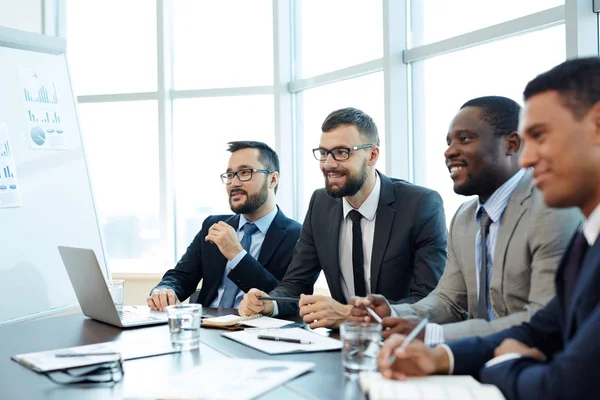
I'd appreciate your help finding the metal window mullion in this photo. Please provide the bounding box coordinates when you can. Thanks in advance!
[76,92,158,103]
[565,0,599,58]
[157,0,176,266]
[171,86,273,99]
[383,0,411,181]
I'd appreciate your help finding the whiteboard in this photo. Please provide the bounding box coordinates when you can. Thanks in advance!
[0,27,107,325]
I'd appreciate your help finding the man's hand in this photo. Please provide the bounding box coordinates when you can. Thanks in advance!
[299,295,352,329]
[205,221,244,260]
[377,334,450,380]
[381,317,424,340]
[238,288,274,316]
[146,288,178,311]
[349,294,392,323]
[494,339,546,361]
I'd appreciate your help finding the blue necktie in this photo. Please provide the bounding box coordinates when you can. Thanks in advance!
[219,223,259,308]
[477,208,493,321]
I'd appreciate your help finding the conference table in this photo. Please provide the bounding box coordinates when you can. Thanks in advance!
[1,308,366,399]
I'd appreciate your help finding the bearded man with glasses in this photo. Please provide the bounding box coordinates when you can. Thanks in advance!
[239,107,447,329]
[148,141,301,311]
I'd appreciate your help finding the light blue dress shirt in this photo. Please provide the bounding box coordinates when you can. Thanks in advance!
[209,206,278,308]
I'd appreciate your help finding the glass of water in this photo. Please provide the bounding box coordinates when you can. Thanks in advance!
[340,322,382,375]
[166,304,202,351]
[107,280,124,313]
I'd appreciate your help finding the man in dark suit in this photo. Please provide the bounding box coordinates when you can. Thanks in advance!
[377,58,600,400]
[147,141,301,311]
[239,107,447,328]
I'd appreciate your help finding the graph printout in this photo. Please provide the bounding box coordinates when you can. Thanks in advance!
[18,70,67,150]
[0,122,22,208]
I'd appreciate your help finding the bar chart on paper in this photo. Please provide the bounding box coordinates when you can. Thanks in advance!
[19,70,67,150]
[0,140,10,157]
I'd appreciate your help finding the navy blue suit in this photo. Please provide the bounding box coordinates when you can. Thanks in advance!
[448,232,600,400]
[153,207,301,306]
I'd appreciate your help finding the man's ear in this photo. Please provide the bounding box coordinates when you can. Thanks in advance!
[588,101,600,145]
[504,132,522,155]
[368,146,380,166]
[269,171,279,190]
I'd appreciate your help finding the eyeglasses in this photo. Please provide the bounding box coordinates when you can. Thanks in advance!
[42,358,124,386]
[220,168,273,184]
[312,144,374,162]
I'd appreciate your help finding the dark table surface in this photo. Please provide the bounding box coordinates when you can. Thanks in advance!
[0,308,365,400]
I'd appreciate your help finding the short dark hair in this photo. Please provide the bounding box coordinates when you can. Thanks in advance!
[321,107,380,146]
[226,141,279,192]
[524,57,600,120]
[460,96,521,137]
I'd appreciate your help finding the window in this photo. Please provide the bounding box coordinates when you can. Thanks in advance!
[413,26,565,224]
[172,95,275,256]
[300,72,385,217]
[300,0,383,77]
[66,0,157,95]
[410,0,564,46]
[78,101,161,270]
[173,0,273,89]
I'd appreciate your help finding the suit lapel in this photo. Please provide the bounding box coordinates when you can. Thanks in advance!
[326,199,344,301]
[565,237,600,338]
[490,172,532,314]
[257,207,286,265]
[370,173,396,292]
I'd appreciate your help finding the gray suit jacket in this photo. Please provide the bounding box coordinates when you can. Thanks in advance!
[391,169,582,342]
[271,171,448,317]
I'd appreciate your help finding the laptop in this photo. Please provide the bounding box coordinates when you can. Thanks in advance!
[58,246,168,328]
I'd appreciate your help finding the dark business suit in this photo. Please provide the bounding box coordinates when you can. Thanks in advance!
[448,231,600,400]
[153,207,301,306]
[270,171,448,316]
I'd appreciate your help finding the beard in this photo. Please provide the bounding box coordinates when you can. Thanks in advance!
[229,179,269,214]
[323,161,368,198]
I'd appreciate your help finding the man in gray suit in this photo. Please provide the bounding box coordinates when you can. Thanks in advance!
[239,107,447,328]
[352,96,581,344]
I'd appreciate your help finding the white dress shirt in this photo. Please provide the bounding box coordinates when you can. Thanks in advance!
[339,173,381,301]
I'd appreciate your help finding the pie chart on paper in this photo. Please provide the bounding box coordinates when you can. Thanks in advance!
[31,126,46,146]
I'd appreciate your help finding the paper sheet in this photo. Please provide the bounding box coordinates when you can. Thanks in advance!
[223,327,342,354]
[0,122,22,208]
[240,316,294,329]
[125,358,314,400]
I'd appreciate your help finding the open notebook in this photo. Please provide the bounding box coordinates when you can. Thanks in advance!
[202,314,295,329]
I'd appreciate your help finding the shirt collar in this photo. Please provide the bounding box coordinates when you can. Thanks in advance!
[342,173,381,221]
[238,205,278,235]
[583,203,600,246]
[476,168,526,224]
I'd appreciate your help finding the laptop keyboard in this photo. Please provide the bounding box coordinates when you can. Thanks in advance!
[117,310,162,323]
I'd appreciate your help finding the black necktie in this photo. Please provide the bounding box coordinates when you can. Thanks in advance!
[477,209,493,321]
[348,210,367,297]
[563,231,589,311]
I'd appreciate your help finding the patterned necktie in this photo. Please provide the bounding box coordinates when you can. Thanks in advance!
[348,210,367,297]
[563,231,589,312]
[477,209,493,321]
[220,222,259,308]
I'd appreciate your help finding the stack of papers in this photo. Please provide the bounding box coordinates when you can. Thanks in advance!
[359,372,506,400]
[125,358,314,400]
[223,327,342,354]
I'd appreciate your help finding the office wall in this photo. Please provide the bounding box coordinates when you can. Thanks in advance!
[0,0,43,33]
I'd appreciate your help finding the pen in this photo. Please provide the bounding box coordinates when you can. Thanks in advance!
[388,317,429,365]
[257,296,300,302]
[257,335,313,344]
[54,352,121,358]
[366,307,382,323]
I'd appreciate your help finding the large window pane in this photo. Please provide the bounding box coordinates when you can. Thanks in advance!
[173,96,275,256]
[300,73,385,218]
[78,101,160,271]
[300,0,383,77]
[411,0,564,46]
[173,0,273,89]
[414,26,565,225]
[67,0,157,95]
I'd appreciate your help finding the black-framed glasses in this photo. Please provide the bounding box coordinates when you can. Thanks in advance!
[220,168,273,184]
[42,358,124,386]
[312,144,374,162]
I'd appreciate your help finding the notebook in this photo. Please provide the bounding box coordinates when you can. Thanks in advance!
[202,314,294,329]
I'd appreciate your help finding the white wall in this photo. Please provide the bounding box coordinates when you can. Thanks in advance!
[0,0,43,33]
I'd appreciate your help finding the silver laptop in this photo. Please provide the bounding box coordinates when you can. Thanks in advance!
[58,246,168,328]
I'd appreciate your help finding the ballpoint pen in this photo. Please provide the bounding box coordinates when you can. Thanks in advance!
[257,335,313,344]
[366,307,383,323]
[54,352,121,358]
[257,296,300,302]
[388,317,429,365]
